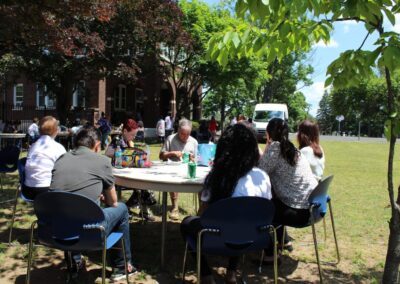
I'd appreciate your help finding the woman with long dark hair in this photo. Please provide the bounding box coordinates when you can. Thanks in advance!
[297,120,325,180]
[259,118,318,255]
[181,123,272,284]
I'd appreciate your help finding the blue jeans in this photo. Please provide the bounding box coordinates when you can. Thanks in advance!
[103,202,132,268]
[66,202,132,269]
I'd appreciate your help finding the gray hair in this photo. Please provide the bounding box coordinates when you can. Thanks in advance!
[178,118,192,130]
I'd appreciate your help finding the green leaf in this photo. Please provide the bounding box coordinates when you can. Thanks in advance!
[223,31,233,45]
[384,8,396,26]
[231,32,241,48]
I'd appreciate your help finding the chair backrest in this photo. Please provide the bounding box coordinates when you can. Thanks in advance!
[200,196,275,256]
[308,175,334,222]
[34,191,106,251]
[0,145,20,172]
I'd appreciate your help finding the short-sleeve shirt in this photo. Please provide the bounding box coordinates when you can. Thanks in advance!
[161,133,198,162]
[259,141,318,209]
[25,135,66,188]
[201,167,272,202]
[50,146,114,203]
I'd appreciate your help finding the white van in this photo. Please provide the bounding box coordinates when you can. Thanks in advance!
[252,103,289,141]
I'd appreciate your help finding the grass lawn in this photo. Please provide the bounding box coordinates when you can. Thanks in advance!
[0,140,397,283]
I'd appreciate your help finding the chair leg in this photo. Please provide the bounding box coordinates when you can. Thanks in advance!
[1,173,3,191]
[121,238,129,284]
[182,242,188,283]
[258,250,264,273]
[26,220,37,284]
[323,217,327,242]
[197,230,206,284]
[102,235,107,284]
[272,227,278,284]
[328,200,340,263]
[138,191,145,224]
[310,207,323,284]
[281,226,286,252]
[8,186,20,244]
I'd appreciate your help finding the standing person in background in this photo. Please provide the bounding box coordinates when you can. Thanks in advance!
[23,116,66,200]
[27,117,40,144]
[208,116,218,142]
[159,118,198,220]
[97,112,112,150]
[237,114,246,123]
[105,119,156,221]
[136,121,145,143]
[156,116,165,145]
[297,120,325,180]
[165,112,173,137]
[230,115,237,126]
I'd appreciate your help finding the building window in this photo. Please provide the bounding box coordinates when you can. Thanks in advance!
[115,84,126,110]
[72,80,86,108]
[13,83,23,108]
[36,83,56,109]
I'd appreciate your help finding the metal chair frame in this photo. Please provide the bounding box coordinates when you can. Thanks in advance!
[281,175,340,284]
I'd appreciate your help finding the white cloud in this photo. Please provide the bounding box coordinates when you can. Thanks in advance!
[302,81,331,116]
[313,39,339,48]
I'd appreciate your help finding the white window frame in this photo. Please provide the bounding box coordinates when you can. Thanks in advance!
[13,83,23,109]
[72,80,86,108]
[36,83,56,110]
[114,84,127,111]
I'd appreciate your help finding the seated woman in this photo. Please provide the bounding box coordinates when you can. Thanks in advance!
[23,116,66,200]
[181,123,272,284]
[297,120,325,180]
[259,118,318,255]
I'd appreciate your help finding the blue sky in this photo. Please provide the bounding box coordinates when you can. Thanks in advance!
[202,0,399,116]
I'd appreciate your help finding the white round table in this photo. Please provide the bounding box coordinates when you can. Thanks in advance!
[113,162,210,269]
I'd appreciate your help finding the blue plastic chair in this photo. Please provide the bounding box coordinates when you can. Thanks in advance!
[281,175,339,283]
[0,145,20,190]
[181,196,278,284]
[9,157,33,244]
[26,191,129,284]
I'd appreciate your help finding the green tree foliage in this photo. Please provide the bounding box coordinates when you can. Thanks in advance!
[208,1,400,282]
[316,90,335,135]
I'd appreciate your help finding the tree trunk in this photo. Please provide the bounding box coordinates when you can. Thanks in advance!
[382,63,400,283]
[219,96,226,131]
[57,76,73,124]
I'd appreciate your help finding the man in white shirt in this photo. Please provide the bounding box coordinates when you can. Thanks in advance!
[165,113,173,137]
[23,116,66,200]
[27,117,40,144]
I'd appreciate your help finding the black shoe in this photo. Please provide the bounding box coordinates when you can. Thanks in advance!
[141,190,157,206]
[110,263,138,281]
[141,208,156,222]
[67,259,86,280]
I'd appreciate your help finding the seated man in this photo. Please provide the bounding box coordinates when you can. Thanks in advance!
[23,116,66,200]
[159,118,198,220]
[50,126,136,281]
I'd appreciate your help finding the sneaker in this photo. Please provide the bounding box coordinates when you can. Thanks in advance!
[141,208,156,222]
[110,263,138,281]
[168,208,180,220]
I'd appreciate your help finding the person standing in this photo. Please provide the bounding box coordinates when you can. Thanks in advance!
[297,120,325,180]
[50,126,136,281]
[97,112,112,150]
[208,116,218,142]
[159,118,198,220]
[27,117,40,144]
[23,116,66,200]
[165,113,173,137]
[156,116,165,145]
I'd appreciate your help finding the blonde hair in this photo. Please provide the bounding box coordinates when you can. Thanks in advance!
[39,116,58,136]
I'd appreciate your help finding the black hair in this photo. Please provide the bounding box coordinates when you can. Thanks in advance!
[205,123,260,203]
[266,118,298,166]
[73,125,101,149]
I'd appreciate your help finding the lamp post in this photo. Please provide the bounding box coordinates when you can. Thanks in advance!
[335,115,344,135]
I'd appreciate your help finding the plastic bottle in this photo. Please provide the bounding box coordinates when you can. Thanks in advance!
[114,145,123,168]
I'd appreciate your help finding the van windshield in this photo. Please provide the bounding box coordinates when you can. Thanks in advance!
[253,110,284,122]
